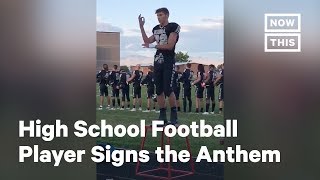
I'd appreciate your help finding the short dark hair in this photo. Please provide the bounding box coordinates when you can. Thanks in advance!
[113,65,118,70]
[103,64,108,69]
[186,63,192,68]
[198,64,205,73]
[209,64,215,69]
[155,7,169,15]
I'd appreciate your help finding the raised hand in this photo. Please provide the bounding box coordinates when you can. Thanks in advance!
[138,14,145,27]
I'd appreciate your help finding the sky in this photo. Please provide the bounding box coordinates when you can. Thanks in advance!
[97,0,224,66]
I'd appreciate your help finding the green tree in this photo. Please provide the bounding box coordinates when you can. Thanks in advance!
[120,65,130,72]
[175,51,190,63]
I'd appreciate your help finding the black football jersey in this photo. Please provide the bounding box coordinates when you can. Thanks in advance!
[152,22,180,56]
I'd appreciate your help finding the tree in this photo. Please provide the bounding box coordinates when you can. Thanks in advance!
[175,51,190,63]
[120,65,130,72]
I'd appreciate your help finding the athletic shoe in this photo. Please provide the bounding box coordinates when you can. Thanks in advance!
[130,108,136,112]
[142,110,150,113]
[109,108,115,110]
[120,108,124,110]
[138,107,142,111]
[202,112,210,115]
[151,109,156,112]
[210,111,215,115]
[126,107,131,110]
[155,110,160,113]
[98,106,103,110]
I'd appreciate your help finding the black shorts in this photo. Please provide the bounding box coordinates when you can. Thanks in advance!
[195,86,204,98]
[182,86,191,98]
[205,86,215,101]
[173,87,180,100]
[99,84,108,97]
[121,86,130,101]
[147,87,155,99]
[111,86,120,98]
[154,54,175,96]
[218,83,224,101]
[132,85,141,99]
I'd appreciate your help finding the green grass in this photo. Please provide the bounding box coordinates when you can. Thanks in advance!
[96,84,223,155]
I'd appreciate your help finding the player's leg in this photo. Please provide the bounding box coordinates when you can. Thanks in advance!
[116,89,120,108]
[121,88,125,110]
[163,62,178,124]
[199,87,204,113]
[211,87,215,114]
[204,87,211,114]
[143,89,151,112]
[187,87,192,112]
[154,62,167,122]
[99,84,105,109]
[137,86,142,110]
[195,87,199,113]
[218,84,224,114]
[111,86,116,110]
[182,87,187,112]
[126,86,130,109]
[131,86,137,111]
[174,87,181,111]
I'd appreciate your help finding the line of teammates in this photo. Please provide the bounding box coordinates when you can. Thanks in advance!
[96,63,224,115]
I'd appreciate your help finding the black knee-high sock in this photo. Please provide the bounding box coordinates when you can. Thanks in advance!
[159,108,167,123]
[206,102,210,112]
[170,107,177,123]
[112,99,115,107]
[117,99,120,107]
[200,108,203,113]
[177,107,181,111]
[212,102,215,112]
[188,97,192,112]
[183,98,187,112]
[196,108,199,113]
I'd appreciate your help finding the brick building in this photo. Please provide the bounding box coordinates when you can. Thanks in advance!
[96,31,120,71]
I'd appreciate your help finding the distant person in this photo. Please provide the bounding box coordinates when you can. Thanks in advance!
[203,64,217,115]
[138,7,180,125]
[127,64,143,111]
[172,65,182,111]
[119,69,131,110]
[96,64,110,110]
[109,65,121,110]
[141,65,156,112]
[215,63,224,114]
[192,64,205,113]
[181,63,194,112]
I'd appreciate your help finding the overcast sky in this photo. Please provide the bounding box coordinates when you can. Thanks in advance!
[97,0,224,66]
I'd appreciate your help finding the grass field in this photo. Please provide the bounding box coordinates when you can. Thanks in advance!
[96,84,224,155]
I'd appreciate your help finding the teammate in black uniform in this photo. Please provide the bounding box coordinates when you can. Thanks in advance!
[139,7,180,124]
[203,64,217,114]
[181,63,194,112]
[96,64,110,109]
[172,66,182,111]
[127,64,143,111]
[141,65,156,112]
[215,63,224,114]
[119,69,131,110]
[109,65,121,110]
[192,64,205,113]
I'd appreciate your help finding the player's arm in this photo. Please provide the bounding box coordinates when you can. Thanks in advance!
[204,72,210,84]
[155,32,178,50]
[138,14,155,44]
[141,74,148,85]
[214,74,223,86]
[127,73,136,83]
[192,73,201,86]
